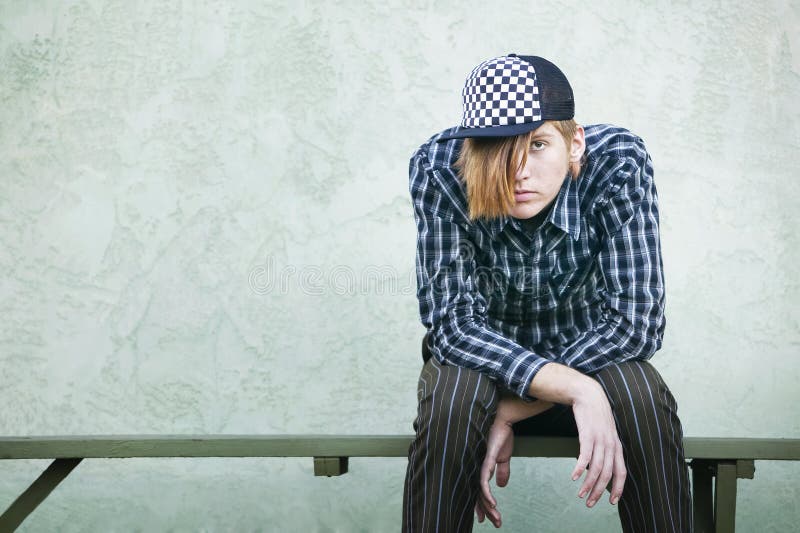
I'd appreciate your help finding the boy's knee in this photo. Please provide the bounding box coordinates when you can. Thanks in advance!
[595,360,680,430]
[417,358,499,440]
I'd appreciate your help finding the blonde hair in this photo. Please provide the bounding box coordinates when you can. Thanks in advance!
[453,119,580,221]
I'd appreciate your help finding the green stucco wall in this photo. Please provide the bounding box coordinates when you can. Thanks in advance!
[1,1,798,531]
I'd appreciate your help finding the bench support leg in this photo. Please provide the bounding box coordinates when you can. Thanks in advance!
[692,459,715,533]
[714,461,737,533]
[0,457,82,531]
[690,459,755,533]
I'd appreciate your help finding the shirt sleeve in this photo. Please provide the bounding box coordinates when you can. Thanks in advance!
[409,148,551,401]
[546,148,666,373]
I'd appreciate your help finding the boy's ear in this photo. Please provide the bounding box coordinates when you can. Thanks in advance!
[570,125,586,162]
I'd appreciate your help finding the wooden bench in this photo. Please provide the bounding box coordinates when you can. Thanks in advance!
[1,435,799,532]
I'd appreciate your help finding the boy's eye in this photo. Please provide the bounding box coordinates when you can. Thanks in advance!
[530,141,546,150]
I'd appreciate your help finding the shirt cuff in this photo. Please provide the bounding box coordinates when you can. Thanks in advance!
[510,347,551,403]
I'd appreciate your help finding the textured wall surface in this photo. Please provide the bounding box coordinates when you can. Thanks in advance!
[1,0,798,531]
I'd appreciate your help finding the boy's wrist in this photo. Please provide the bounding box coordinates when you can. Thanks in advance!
[496,394,554,425]
[528,362,598,406]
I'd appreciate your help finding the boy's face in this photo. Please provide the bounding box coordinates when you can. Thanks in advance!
[509,122,585,219]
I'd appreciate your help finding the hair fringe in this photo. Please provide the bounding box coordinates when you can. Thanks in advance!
[454,119,579,222]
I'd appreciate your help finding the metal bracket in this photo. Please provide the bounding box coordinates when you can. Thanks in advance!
[313,456,349,476]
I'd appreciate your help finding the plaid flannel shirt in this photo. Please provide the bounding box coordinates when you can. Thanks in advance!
[409,123,666,401]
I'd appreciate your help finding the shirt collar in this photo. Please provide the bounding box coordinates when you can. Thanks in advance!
[485,173,581,241]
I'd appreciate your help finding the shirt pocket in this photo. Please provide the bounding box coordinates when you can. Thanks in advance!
[505,259,561,317]
[546,243,595,302]
[429,169,471,225]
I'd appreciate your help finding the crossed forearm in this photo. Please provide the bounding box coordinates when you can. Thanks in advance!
[527,361,602,405]
[495,362,598,425]
[495,391,554,424]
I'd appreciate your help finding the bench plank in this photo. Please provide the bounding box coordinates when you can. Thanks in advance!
[1,435,799,460]
[1,435,798,532]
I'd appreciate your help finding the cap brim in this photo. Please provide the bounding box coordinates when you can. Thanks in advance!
[436,120,546,143]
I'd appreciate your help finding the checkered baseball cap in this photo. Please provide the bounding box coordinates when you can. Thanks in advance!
[437,53,574,142]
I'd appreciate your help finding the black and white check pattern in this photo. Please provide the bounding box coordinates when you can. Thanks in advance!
[461,55,541,128]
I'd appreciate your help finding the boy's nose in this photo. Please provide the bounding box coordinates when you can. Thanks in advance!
[516,160,531,181]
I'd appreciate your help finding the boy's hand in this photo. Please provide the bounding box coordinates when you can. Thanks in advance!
[527,363,626,507]
[475,419,514,528]
[570,381,626,507]
[475,396,555,527]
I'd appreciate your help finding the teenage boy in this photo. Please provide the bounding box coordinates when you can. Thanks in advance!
[402,54,691,532]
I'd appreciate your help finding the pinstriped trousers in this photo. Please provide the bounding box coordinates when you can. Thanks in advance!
[402,334,692,532]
